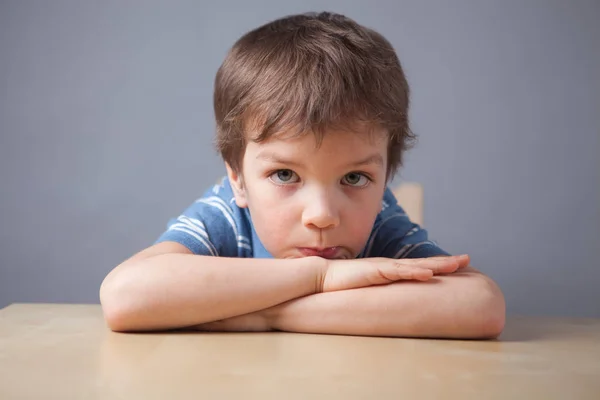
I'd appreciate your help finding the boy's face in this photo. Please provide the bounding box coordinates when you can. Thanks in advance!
[227,128,388,259]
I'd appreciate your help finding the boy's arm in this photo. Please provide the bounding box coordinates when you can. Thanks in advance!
[100,242,468,332]
[270,266,505,339]
[99,241,323,332]
[194,265,505,339]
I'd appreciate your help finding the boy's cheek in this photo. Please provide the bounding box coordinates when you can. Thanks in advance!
[250,203,296,236]
[251,194,294,221]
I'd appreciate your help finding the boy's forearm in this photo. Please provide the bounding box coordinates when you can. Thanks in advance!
[100,254,325,332]
[267,267,505,339]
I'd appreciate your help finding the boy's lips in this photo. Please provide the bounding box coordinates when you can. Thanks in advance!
[297,247,341,259]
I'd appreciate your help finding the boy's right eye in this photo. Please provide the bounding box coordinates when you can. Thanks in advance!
[269,169,299,185]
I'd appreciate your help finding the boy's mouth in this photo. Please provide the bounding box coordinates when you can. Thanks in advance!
[297,247,340,259]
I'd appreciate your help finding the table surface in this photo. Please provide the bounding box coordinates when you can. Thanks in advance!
[1,303,599,399]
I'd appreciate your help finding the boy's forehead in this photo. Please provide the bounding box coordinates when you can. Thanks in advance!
[243,112,387,140]
[247,128,388,162]
[246,124,388,145]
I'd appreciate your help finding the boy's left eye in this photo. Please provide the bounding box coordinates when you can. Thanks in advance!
[269,169,299,185]
[342,173,370,187]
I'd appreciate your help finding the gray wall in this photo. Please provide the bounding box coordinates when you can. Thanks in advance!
[1,0,598,316]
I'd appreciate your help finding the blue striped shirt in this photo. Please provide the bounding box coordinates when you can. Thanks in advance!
[155,177,450,259]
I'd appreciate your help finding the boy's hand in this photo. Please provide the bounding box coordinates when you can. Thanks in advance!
[320,255,470,293]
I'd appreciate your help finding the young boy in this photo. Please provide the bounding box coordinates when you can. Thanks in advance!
[100,12,505,338]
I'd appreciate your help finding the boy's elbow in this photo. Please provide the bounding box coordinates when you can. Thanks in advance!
[473,274,506,339]
[100,300,129,333]
[99,270,137,332]
[102,307,131,333]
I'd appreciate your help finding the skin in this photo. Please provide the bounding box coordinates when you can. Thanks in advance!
[99,127,506,338]
[226,128,390,260]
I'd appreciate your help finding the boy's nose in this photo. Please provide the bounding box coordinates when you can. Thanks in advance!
[302,194,340,230]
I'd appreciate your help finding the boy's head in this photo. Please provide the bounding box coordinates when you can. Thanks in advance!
[214,11,415,180]
[213,12,416,259]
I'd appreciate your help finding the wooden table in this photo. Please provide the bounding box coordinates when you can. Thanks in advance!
[1,303,599,399]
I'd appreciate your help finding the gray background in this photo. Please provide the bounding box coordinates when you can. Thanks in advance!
[1,0,599,316]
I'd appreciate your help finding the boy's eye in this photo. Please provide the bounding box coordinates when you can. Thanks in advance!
[342,172,369,187]
[269,169,299,184]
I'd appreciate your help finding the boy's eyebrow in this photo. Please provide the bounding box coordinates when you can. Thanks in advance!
[256,151,384,168]
[256,151,304,167]
[349,154,384,168]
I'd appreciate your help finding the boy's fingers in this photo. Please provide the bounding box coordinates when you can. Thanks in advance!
[378,255,470,283]
[395,258,461,274]
[457,254,471,268]
[403,255,469,266]
[427,262,460,274]
[381,266,434,282]
[404,268,434,281]
[441,254,470,268]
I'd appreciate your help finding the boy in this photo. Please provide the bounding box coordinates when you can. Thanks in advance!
[100,12,505,338]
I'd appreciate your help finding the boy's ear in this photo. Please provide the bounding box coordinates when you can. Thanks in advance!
[225,163,248,208]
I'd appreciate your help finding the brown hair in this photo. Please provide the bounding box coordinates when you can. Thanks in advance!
[213,11,416,181]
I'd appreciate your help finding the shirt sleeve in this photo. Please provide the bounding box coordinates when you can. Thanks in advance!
[154,186,241,257]
[362,187,451,259]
